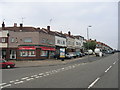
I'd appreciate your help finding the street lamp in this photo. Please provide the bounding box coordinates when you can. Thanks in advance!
[87,25,92,61]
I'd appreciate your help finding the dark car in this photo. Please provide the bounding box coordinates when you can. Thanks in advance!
[76,52,82,57]
[0,59,15,69]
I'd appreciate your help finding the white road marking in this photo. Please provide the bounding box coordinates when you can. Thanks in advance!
[0,83,7,86]
[113,61,116,64]
[9,81,15,83]
[14,81,24,84]
[15,79,19,82]
[1,84,11,88]
[88,77,100,89]
[72,65,75,68]
[39,73,44,76]
[46,74,49,76]
[57,69,61,72]
[1,63,85,88]
[31,75,38,77]
[43,75,47,76]
[35,76,40,78]
[26,78,34,81]
[21,77,29,80]
[105,66,112,72]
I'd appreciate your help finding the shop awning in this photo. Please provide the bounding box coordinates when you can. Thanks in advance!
[18,46,36,50]
[40,46,56,51]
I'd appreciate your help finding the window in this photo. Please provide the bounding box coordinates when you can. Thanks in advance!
[11,38,15,43]
[41,51,48,56]
[20,51,28,56]
[49,40,53,45]
[76,42,78,45]
[24,38,32,43]
[41,38,46,44]
[63,41,65,45]
[2,38,5,43]
[20,50,35,57]
[57,40,60,44]
[49,51,55,57]
[28,51,35,56]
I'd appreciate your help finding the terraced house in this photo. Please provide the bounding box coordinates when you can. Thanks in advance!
[0,22,85,60]
[0,22,56,60]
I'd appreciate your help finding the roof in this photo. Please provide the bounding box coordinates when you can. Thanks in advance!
[0,27,37,32]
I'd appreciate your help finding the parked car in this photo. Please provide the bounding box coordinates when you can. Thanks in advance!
[65,54,72,59]
[81,53,86,56]
[0,59,15,69]
[54,54,72,59]
[68,52,77,58]
[75,52,82,57]
[105,50,114,54]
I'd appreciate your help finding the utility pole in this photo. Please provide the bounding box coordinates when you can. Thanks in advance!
[87,25,92,61]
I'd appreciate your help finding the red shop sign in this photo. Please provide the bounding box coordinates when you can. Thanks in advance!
[19,46,36,50]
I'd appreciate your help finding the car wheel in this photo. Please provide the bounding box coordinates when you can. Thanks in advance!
[6,65,11,69]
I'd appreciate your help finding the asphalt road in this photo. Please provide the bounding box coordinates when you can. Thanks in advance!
[1,53,119,89]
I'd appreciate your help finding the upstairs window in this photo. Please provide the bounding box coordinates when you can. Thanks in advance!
[11,37,15,43]
[24,37,32,43]
[2,38,6,43]
[57,40,60,44]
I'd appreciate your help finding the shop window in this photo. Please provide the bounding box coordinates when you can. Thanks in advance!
[41,51,48,56]
[29,51,35,56]
[20,51,28,56]
[49,51,55,57]
[20,50,36,57]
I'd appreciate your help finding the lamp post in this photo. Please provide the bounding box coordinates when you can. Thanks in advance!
[87,25,92,61]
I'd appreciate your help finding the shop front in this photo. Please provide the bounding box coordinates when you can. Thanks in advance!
[18,46,56,60]
[40,46,56,59]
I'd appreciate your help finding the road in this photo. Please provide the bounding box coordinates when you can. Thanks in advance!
[1,53,119,89]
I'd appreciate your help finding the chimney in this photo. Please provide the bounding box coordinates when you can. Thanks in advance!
[68,31,71,36]
[20,23,23,30]
[47,26,50,31]
[14,23,17,27]
[2,22,5,30]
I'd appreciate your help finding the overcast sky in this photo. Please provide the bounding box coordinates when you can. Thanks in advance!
[0,0,119,49]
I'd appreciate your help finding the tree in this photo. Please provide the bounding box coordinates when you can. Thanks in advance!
[83,40,96,51]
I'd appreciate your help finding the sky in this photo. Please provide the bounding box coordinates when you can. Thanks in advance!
[0,0,119,49]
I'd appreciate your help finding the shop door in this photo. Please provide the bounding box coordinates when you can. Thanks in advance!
[10,50,16,59]
[2,50,6,59]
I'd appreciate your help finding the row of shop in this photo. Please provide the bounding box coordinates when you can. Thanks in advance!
[1,45,72,60]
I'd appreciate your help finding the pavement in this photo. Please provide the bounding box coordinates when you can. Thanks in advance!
[10,55,93,68]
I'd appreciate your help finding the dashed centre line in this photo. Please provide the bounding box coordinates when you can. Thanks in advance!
[105,66,112,73]
[88,77,100,89]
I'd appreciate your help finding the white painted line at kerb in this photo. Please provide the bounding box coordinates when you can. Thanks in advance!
[14,81,24,84]
[39,73,44,75]
[21,77,29,80]
[88,77,100,89]
[1,84,11,88]
[105,66,112,73]
[0,83,7,86]
[26,78,34,81]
